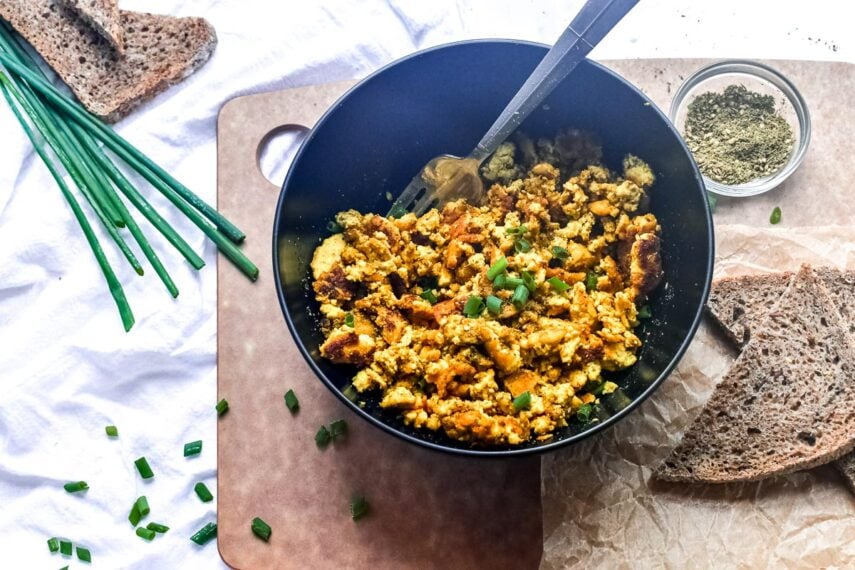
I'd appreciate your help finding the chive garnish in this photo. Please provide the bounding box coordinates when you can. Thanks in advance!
[315,425,331,448]
[350,496,370,521]
[330,419,348,440]
[59,540,72,556]
[552,246,569,260]
[326,220,343,234]
[344,312,355,327]
[129,495,149,526]
[63,481,88,493]
[502,276,524,290]
[105,425,118,437]
[76,546,91,562]
[492,274,507,289]
[506,224,528,235]
[770,206,782,224]
[147,522,170,533]
[134,456,154,479]
[342,384,358,401]
[284,389,299,412]
[585,271,598,292]
[637,305,652,319]
[463,295,485,318]
[388,203,408,219]
[216,398,229,416]
[511,284,529,309]
[486,295,503,315]
[136,527,156,541]
[194,482,214,503]
[183,440,203,457]
[513,391,532,411]
[190,522,217,546]
[251,517,272,542]
[48,537,60,553]
[576,403,594,423]
[706,192,717,212]
[419,289,438,304]
[521,270,536,293]
[514,237,532,253]
[486,256,508,281]
[547,276,570,293]
[60,566,68,570]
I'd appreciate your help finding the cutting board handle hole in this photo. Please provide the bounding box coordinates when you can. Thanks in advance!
[257,125,310,188]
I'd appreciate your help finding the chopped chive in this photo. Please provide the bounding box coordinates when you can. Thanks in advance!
[502,276,524,290]
[492,274,507,289]
[463,295,485,318]
[521,270,536,293]
[47,537,60,553]
[326,220,343,233]
[315,425,331,448]
[216,398,229,416]
[388,203,407,219]
[136,527,156,541]
[194,482,214,503]
[60,567,68,570]
[514,237,532,253]
[385,191,393,201]
[486,256,508,281]
[134,456,154,479]
[342,384,358,401]
[190,522,217,546]
[350,495,370,521]
[506,224,528,236]
[547,276,570,293]
[637,305,652,319]
[419,289,438,304]
[251,517,272,542]
[145,523,169,534]
[770,206,782,224]
[707,192,717,212]
[105,425,118,437]
[485,295,503,315]
[63,481,88,493]
[183,440,203,457]
[76,546,91,562]
[344,313,355,327]
[59,540,72,556]
[128,504,142,526]
[147,522,170,533]
[284,389,299,412]
[576,403,595,424]
[136,496,150,517]
[585,271,599,292]
[513,391,532,411]
[511,284,529,309]
[330,419,348,440]
[552,246,569,260]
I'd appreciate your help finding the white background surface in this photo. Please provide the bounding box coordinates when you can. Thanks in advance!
[0,1,849,568]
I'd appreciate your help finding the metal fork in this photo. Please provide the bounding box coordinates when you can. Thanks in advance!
[388,0,640,217]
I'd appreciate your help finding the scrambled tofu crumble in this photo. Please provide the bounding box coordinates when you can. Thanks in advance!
[311,140,663,446]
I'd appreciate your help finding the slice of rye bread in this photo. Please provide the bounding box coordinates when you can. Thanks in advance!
[55,0,124,53]
[0,1,217,122]
[705,266,855,489]
[656,265,855,483]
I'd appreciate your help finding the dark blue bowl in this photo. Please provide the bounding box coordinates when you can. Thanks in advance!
[273,40,713,457]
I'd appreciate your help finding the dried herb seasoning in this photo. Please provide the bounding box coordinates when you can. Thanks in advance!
[684,84,794,185]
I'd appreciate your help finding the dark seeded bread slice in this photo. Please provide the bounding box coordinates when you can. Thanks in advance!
[56,0,123,53]
[705,272,794,346]
[0,1,217,122]
[656,265,855,483]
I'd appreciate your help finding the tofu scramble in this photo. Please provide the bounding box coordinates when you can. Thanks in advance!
[311,144,663,446]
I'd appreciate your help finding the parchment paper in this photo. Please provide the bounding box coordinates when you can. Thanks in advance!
[542,60,855,570]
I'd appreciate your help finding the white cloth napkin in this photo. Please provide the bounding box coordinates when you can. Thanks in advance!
[0,1,846,568]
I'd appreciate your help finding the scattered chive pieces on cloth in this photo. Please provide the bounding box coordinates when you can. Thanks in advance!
[194,482,214,503]
[770,206,782,224]
[350,496,369,521]
[76,546,91,562]
[47,537,60,552]
[60,567,68,570]
[59,540,72,556]
[183,440,203,457]
[251,517,272,542]
[146,522,170,534]
[190,522,217,546]
[315,425,331,448]
[128,496,149,526]
[105,425,118,437]
[284,389,299,412]
[134,456,154,479]
[135,527,156,541]
[216,398,229,416]
[329,419,348,440]
[513,391,532,411]
[63,481,88,493]
[0,24,258,331]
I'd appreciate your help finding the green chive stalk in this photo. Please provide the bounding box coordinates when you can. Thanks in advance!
[0,73,134,330]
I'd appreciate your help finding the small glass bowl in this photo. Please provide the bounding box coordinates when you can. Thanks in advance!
[669,60,811,197]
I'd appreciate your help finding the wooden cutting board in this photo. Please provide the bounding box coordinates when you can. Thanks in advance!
[216,58,849,569]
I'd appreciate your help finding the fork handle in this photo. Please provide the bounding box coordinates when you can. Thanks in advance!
[470,0,640,163]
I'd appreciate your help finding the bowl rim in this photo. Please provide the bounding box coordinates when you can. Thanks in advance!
[668,58,812,197]
[272,39,715,457]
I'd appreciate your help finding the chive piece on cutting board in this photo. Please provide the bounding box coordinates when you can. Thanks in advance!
[215,398,229,416]
[284,389,299,412]
[251,517,272,542]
